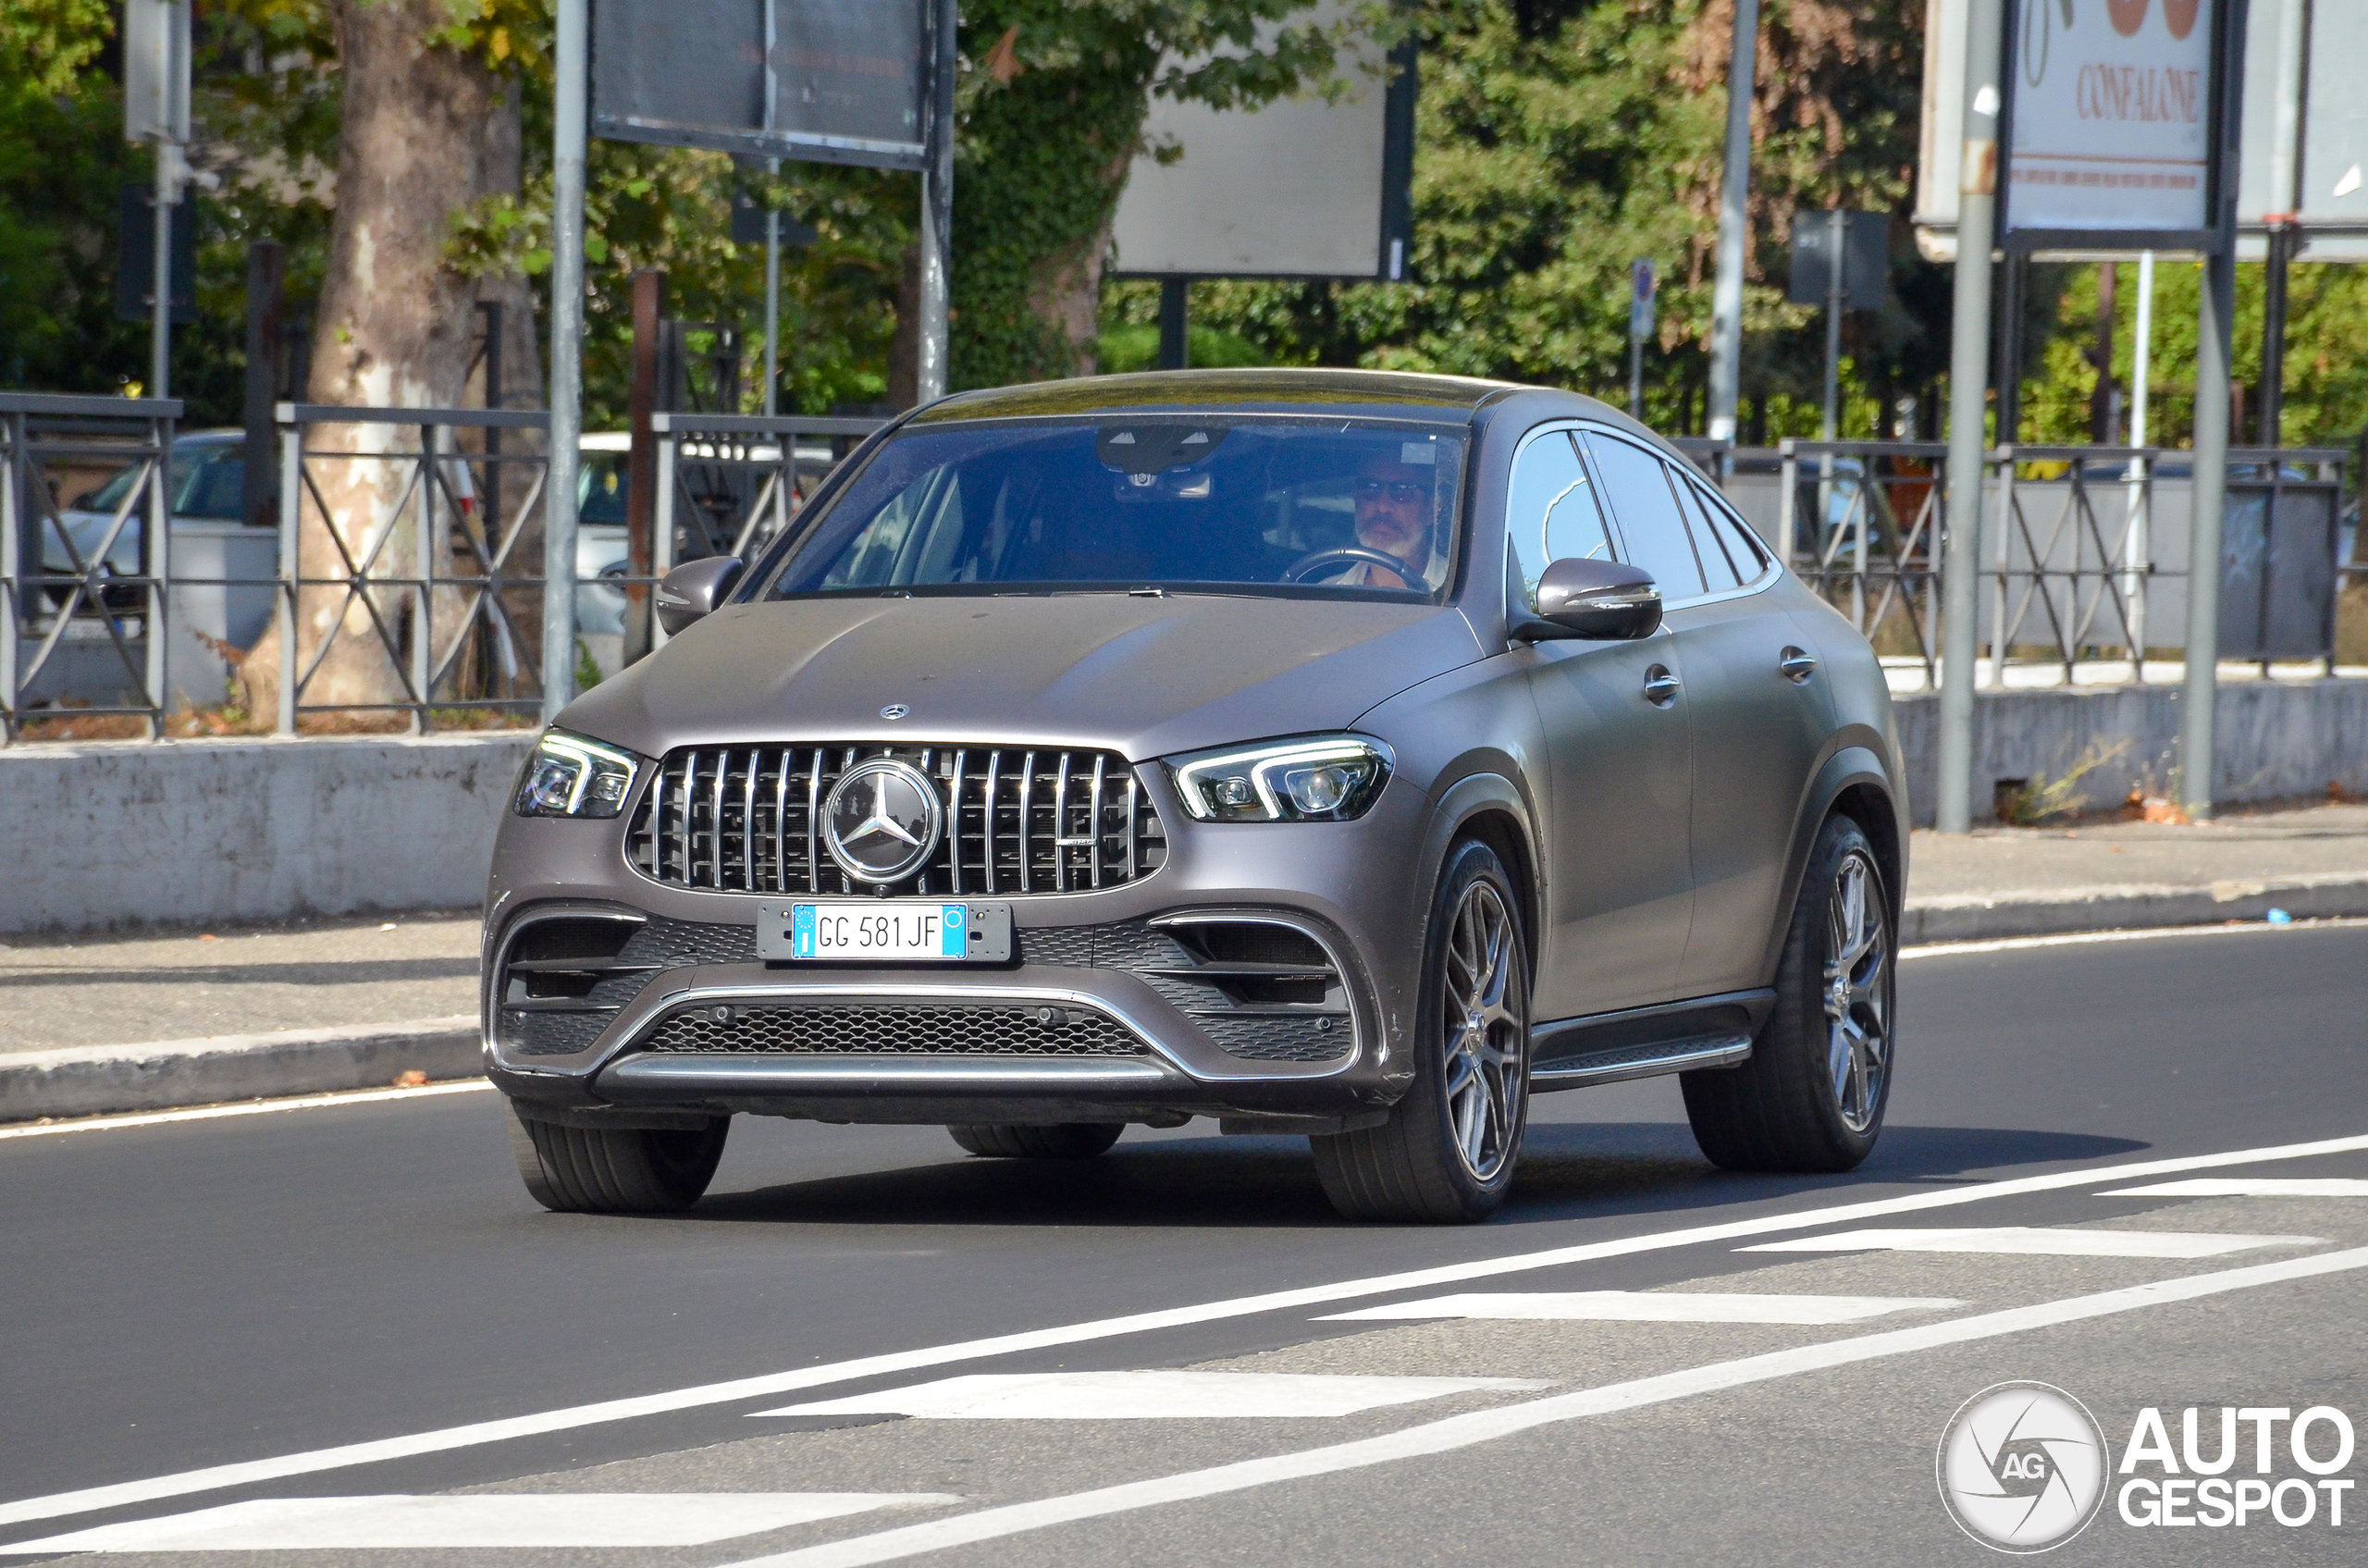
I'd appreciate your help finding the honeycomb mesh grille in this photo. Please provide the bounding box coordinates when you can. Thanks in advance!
[624,744,1166,897]
[498,916,758,1058]
[1015,920,1353,1064]
[639,1002,1153,1056]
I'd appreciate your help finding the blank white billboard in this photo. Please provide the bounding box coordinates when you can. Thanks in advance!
[1109,6,1414,280]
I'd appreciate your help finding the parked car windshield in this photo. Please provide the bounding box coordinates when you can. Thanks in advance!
[80,438,248,521]
[761,417,1467,602]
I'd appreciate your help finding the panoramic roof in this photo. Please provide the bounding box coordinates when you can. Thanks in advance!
[911,368,1520,426]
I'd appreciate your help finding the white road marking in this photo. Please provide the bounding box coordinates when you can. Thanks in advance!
[719,1244,2368,1568]
[6,1128,2365,1532]
[1739,1226,2318,1258]
[1901,916,2368,961]
[755,1372,1545,1422]
[0,1080,492,1141]
[1317,1291,1965,1325]
[2102,1178,2368,1198]
[4,1493,957,1553]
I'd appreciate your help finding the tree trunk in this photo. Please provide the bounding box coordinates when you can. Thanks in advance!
[1023,154,1131,379]
[240,3,504,724]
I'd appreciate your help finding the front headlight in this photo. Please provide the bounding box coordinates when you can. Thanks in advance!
[514,730,642,819]
[1165,734,1394,822]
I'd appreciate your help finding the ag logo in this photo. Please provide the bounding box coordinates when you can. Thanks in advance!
[1937,1382,2112,1553]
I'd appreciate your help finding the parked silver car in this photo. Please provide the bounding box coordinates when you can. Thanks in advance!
[487,371,1908,1223]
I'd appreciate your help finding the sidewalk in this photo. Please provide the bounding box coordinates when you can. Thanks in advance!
[7,800,2368,1120]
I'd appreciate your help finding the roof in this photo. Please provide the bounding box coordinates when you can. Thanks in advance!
[910,368,1521,426]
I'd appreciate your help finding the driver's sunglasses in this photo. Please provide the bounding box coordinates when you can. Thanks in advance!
[1355,477,1429,504]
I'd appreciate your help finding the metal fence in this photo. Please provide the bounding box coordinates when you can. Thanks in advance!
[6,391,2355,740]
[1,392,179,738]
[1727,439,2353,689]
[1,400,887,742]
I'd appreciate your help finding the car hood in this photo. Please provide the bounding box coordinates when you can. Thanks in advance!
[562,593,1488,760]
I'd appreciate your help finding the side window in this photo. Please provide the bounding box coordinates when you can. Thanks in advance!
[1504,430,1612,611]
[1670,475,1740,592]
[1579,432,1704,600]
[1687,475,1771,582]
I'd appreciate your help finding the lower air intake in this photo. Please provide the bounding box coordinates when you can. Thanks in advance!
[636,1001,1153,1057]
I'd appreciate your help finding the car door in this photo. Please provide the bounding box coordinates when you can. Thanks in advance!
[1584,429,1835,999]
[1508,426,1694,1018]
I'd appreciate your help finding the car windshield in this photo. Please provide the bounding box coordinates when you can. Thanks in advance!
[82,440,245,521]
[760,417,1467,602]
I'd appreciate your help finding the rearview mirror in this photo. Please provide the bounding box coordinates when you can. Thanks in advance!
[1515,557,1660,642]
[655,555,744,636]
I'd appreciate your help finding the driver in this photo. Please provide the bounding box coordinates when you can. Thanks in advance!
[1336,454,1436,589]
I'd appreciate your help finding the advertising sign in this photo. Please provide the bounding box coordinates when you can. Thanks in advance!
[1109,3,1416,282]
[591,0,929,172]
[2001,0,2244,251]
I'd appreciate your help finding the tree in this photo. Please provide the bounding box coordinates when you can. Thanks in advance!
[237,0,510,716]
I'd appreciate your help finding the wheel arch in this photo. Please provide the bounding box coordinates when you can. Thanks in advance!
[1416,772,1543,977]
[1757,747,1904,984]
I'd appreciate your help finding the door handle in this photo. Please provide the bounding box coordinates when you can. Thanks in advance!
[1779,647,1819,684]
[1643,665,1682,707]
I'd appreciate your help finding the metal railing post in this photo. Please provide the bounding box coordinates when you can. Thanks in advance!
[145,407,173,735]
[413,422,437,731]
[277,410,300,735]
[1986,449,2014,689]
[1776,439,1798,569]
[652,415,678,650]
[0,413,18,741]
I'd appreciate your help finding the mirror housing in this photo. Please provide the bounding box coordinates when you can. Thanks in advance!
[1514,558,1661,642]
[655,555,745,636]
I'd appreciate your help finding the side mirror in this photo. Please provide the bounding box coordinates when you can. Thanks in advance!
[1516,558,1661,642]
[655,555,745,636]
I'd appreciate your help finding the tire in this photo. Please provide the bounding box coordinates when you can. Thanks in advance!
[1312,838,1531,1223]
[947,1123,1124,1158]
[508,1104,730,1213]
[1682,814,1895,1172]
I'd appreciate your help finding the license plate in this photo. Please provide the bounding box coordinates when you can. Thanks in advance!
[758,900,1012,962]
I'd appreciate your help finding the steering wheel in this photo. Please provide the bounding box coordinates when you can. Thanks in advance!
[1283,546,1413,585]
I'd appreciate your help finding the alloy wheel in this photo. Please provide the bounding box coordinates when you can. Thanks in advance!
[1822,849,1890,1133]
[1440,878,1525,1181]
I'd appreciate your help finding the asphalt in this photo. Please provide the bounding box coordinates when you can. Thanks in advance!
[1,921,2362,1564]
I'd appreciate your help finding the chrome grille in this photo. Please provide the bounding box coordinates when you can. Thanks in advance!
[624,744,1165,896]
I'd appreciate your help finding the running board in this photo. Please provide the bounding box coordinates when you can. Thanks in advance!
[1530,1032,1753,1092]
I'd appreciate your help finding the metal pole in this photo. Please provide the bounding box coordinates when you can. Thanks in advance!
[151,144,175,400]
[764,172,782,418]
[1158,279,1189,371]
[2261,0,2308,447]
[916,0,956,404]
[2123,252,2156,678]
[543,0,587,723]
[1,414,18,737]
[1820,209,1844,442]
[276,416,299,734]
[1705,0,1759,445]
[2183,247,2238,821]
[1935,0,2005,833]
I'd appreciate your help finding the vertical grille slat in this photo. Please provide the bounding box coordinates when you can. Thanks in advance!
[626,743,1164,897]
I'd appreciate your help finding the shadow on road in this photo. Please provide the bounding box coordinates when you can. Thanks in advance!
[684,1121,2151,1231]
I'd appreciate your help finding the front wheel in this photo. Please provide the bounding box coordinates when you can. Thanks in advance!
[1682,814,1894,1172]
[1313,839,1530,1222]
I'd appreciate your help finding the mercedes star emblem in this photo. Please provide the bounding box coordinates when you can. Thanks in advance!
[880,704,909,720]
[821,758,943,884]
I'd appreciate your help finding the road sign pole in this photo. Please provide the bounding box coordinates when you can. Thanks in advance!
[544,0,588,722]
[151,144,175,400]
[1705,0,1759,451]
[916,0,956,404]
[1936,0,2005,834]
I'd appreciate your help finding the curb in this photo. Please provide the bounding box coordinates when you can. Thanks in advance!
[8,874,2368,1125]
[0,1017,478,1124]
[1901,870,2368,946]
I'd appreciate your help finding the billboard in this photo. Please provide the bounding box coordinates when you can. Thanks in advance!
[2235,0,2368,244]
[1109,5,1416,281]
[2000,0,2238,251]
[591,0,929,171]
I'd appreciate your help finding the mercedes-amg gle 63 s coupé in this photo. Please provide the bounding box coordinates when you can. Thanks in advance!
[487,370,1906,1223]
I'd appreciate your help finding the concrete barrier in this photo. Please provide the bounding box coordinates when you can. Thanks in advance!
[0,733,534,935]
[1893,678,2368,826]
